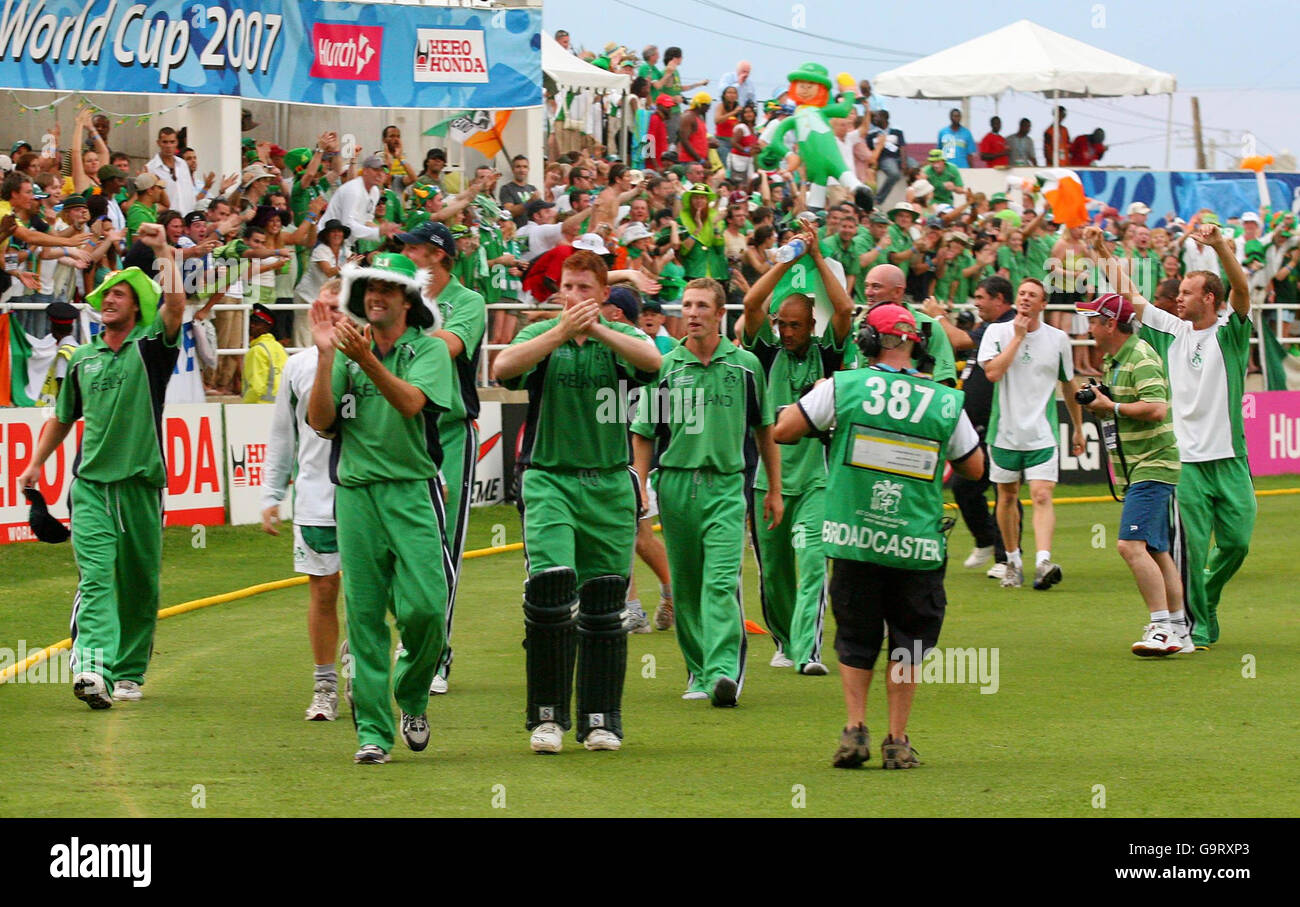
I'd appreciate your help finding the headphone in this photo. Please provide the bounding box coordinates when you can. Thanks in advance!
[855,317,935,375]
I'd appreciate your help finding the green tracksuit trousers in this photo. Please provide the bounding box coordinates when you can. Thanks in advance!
[1176,456,1255,646]
[69,477,162,687]
[751,487,827,668]
[519,467,636,583]
[336,480,450,751]
[656,468,747,700]
[435,417,477,679]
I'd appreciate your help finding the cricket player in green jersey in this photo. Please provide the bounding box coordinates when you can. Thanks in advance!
[19,224,186,710]
[306,252,455,765]
[1084,223,1255,648]
[632,277,785,708]
[494,250,662,754]
[742,226,853,675]
[775,303,984,769]
[399,220,487,694]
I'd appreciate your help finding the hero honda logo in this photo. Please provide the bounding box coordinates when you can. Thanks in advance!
[309,24,383,81]
[413,28,489,83]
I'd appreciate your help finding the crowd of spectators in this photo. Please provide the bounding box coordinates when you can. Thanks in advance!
[2,43,1296,405]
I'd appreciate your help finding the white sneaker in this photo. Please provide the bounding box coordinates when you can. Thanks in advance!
[429,674,449,695]
[624,606,652,634]
[681,691,709,700]
[530,721,563,754]
[73,672,113,710]
[986,562,1007,580]
[112,680,143,701]
[401,712,430,751]
[1175,628,1197,654]
[1132,623,1180,657]
[305,681,338,720]
[583,728,622,751]
[770,650,795,668]
[353,744,389,765]
[800,662,829,676]
[964,545,995,568]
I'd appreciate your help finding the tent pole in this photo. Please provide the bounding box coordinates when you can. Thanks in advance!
[1052,90,1060,166]
[1164,92,1174,169]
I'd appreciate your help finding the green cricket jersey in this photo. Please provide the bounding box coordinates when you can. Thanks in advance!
[744,318,847,494]
[56,320,180,488]
[427,276,486,422]
[505,317,658,470]
[328,327,452,486]
[1102,333,1180,486]
[631,336,773,473]
[925,163,962,206]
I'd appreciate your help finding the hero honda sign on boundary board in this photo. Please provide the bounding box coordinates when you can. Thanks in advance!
[0,0,540,109]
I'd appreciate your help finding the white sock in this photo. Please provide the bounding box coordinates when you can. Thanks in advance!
[1006,550,1023,568]
[1036,550,1051,565]
[1167,610,1188,630]
[660,582,672,598]
[314,663,337,687]
[627,598,642,613]
[1151,609,1170,626]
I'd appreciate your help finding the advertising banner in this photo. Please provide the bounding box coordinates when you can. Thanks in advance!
[0,402,224,543]
[224,403,290,526]
[1242,391,1300,476]
[0,0,541,109]
[471,401,503,507]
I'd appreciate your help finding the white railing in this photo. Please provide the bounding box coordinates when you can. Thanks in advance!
[7,299,1298,389]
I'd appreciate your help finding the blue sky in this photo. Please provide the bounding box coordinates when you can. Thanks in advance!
[543,0,1300,170]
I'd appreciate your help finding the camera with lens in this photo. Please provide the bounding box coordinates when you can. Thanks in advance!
[1075,378,1110,405]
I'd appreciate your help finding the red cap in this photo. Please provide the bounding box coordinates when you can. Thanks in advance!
[867,303,921,341]
[1076,292,1136,325]
[269,145,287,158]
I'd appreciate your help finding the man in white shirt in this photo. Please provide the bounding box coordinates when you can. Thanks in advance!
[718,61,756,109]
[1088,224,1255,648]
[320,156,400,254]
[146,127,198,216]
[515,197,593,263]
[262,279,344,721]
[978,277,1085,590]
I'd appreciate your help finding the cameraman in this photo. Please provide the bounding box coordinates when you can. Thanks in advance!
[1075,293,1188,656]
[775,304,983,769]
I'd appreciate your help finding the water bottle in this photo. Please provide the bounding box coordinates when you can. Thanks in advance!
[775,238,806,263]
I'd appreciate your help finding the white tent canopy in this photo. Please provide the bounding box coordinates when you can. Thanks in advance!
[873,19,1176,100]
[542,32,631,92]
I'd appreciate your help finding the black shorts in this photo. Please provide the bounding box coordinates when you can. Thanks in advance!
[828,558,947,671]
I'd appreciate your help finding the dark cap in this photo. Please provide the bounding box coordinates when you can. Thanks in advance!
[24,488,69,544]
[395,220,455,258]
[251,303,276,325]
[46,301,79,324]
[98,164,128,183]
[604,286,641,323]
[183,210,206,226]
[525,198,556,218]
[61,193,88,210]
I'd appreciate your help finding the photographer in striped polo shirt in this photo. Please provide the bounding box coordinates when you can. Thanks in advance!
[1074,293,1189,657]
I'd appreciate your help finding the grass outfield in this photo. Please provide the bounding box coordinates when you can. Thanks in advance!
[1,478,1298,818]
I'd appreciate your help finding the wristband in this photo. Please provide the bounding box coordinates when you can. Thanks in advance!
[1113,401,1121,417]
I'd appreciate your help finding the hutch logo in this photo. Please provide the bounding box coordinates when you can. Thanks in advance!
[309,24,382,80]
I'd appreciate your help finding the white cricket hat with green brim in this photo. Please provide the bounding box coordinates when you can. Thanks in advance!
[339,252,439,331]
